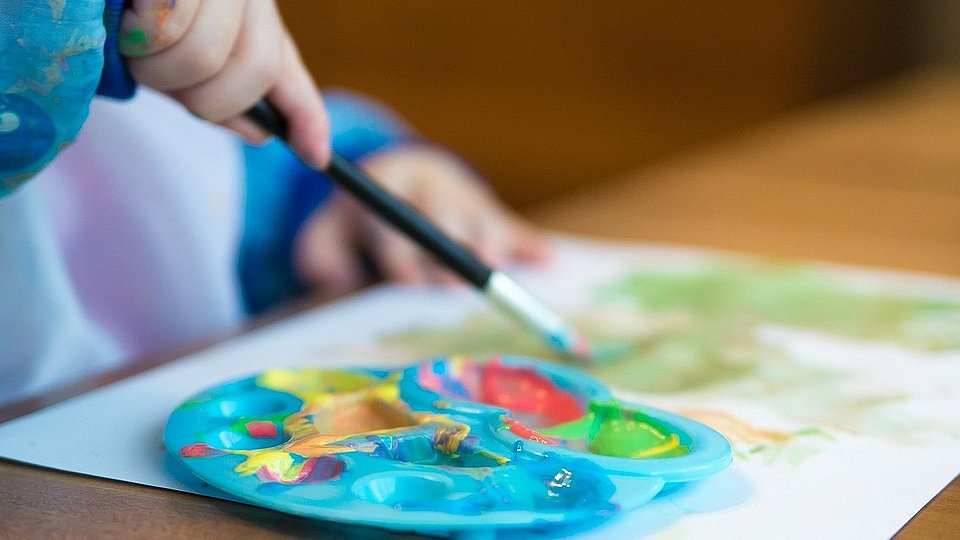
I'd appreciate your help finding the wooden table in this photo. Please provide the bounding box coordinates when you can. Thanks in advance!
[2,70,958,538]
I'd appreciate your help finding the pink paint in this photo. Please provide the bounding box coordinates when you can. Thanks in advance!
[417,360,480,400]
[245,421,279,439]
[569,330,593,361]
[180,442,224,458]
[257,456,344,484]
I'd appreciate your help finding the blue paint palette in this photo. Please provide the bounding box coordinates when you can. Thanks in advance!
[164,356,731,538]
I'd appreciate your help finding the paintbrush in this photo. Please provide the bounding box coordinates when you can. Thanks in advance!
[245,100,592,361]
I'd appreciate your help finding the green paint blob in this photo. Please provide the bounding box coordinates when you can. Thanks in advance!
[543,401,688,459]
[120,28,151,57]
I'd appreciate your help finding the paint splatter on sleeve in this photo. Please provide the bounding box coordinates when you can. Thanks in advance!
[1,0,106,194]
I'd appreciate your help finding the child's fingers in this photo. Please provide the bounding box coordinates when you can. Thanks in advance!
[420,204,479,286]
[472,213,549,267]
[220,116,269,146]
[470,221,510,270]
[505,216,551,263]
[359,147,549,286]
[366,221,430,285]
[294,196,366,297]
[126,0,244,91]
[170,0,282,123]
[265,36,331,169]
[120,0,199,57]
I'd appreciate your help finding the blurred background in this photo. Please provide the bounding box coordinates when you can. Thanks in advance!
[277,1,959,274]
[279,1,958,204]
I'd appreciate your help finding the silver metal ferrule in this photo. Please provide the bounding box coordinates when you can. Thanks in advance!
[484,271,570,343]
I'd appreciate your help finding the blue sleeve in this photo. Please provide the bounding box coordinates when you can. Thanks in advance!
[1,0,107,194]
[239,90,416,314]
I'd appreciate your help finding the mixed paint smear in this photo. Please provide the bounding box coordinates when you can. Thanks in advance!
[415,356,585,427]
[176,359,693,520]
[179,382,497,486]
[411,356,687,459]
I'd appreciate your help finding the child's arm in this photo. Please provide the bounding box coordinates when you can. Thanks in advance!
[119,0,330,167]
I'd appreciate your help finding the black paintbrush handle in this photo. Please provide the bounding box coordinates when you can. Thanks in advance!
[245,100,493,288]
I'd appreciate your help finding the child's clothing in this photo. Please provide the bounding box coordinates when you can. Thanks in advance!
[0,85,412,406]
[1,90,243,402]
[0,2,421,406]
[1,0,106,189]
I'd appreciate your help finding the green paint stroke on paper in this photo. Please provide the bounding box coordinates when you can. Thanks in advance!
[599,262,960,350]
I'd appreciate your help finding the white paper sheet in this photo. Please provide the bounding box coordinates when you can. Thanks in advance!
[2,236,959,539]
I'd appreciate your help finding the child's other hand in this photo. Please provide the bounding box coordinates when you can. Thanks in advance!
[293,146,549,297]
[121,0,330,167]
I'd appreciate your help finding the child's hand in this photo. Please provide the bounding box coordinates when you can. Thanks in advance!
[293,146,549,297]
[120,0,330,167]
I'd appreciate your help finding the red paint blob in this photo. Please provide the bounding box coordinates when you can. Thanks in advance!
[245,421,279,439]
[480,360,584,426]
[179,443,224,458]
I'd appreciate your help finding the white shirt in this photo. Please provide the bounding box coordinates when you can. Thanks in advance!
[0,89,245,405]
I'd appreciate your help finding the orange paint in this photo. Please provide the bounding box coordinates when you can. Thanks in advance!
[502,417,559,446]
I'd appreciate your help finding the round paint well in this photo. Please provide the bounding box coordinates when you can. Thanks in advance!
[353,472,454,506]
[541,401,689,460]
[201,393,299,419]
[501,401,732,481]
[203,428,289,450]
[286,395,418,440]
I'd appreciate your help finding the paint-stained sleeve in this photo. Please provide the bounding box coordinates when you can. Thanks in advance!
[0,0,107,195]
